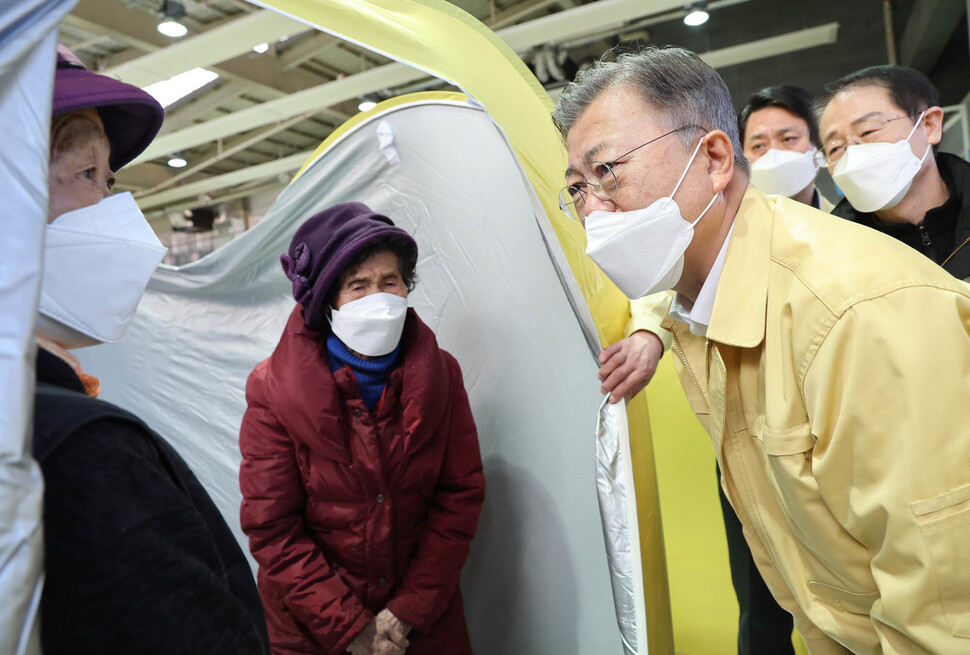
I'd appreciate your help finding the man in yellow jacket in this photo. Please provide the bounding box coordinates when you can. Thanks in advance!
[554,46,970,653]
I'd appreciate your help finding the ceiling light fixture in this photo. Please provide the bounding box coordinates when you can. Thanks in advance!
[167,155,188,168]
[684,3,710,27]
[357,99,377,112]
[157,1,188,38]
[253,42,269,54]
[143,68,219,108]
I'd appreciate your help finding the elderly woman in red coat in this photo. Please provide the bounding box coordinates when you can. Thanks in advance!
[240,202,485,655]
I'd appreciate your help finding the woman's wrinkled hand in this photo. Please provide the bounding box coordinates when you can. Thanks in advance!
[376,608,412,645]
[346,617,407,655]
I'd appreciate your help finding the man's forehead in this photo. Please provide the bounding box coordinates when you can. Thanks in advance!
[824,85,897,124]
[747,107,808,134]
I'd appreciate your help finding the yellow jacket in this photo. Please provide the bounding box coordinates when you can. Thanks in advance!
[625,188,834,349]
[663,187,970,654]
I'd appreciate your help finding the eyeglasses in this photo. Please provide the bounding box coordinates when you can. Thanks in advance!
[558,125,703,222]
[821,111,925,167]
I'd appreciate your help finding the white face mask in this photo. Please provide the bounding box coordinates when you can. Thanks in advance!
[329,292,408,357]
[831,111,930,213]
[583,139,719,299]
[749,148,819,198]
[37,192,166,348]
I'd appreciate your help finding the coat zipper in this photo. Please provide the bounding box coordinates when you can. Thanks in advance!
[672,335,709,412]
[942,232,970,269]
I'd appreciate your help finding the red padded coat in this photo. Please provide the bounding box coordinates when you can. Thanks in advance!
[240,306,484,654]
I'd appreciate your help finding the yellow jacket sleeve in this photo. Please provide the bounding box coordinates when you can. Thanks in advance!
[625,292,674,351]
[803,286,970,651]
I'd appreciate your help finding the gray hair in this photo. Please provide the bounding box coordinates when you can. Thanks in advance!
[552,46,750,175]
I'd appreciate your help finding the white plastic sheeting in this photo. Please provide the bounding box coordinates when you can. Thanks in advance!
[596,396,648,654]
[0,1,76,652]
[78,98,645,653]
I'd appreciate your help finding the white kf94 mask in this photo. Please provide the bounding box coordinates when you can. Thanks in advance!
[831,111,930,213]
[749,148,819,198]
[583,138,718,299]
[329,292,408,357]
[37,192,167,348]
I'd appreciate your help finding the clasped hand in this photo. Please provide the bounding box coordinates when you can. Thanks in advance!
[347,609,413,655]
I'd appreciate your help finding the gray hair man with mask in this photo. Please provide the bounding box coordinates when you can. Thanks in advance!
[819,65,970,281]
[554,46,970,653]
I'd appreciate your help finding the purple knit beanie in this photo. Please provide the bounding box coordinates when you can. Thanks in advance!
[281,202,418,331]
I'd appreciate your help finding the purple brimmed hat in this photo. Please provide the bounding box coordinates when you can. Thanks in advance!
[53,44,165,171]
[281,202,418,331]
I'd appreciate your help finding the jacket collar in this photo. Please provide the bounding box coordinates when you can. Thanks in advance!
[264,305,449,459]
[938,152,970,243]
[36,346,87,394]
[704,186,773,348]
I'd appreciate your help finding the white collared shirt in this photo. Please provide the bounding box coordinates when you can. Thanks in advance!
[669,222,735,337]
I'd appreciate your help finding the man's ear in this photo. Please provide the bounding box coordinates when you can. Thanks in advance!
[704,130,735,194]
[923,106,945,147]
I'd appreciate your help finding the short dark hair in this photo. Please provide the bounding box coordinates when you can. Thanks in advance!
[326,234,418,307]
[739,85,820,148]
[821,65,939,119]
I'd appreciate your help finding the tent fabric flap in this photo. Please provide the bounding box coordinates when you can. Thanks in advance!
[81,96,637,653]
[0,0,80,653]
[254,2,674,651]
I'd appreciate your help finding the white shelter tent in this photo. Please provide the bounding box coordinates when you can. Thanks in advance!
[6,1,670,652]
[79,94,643,654]
[0,1,77,653]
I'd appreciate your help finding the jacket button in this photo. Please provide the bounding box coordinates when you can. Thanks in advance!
[377,494,385,503]
[353,408,361,418]
[378,578,387,586]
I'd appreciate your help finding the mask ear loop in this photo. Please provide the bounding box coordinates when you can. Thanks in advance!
[905,110,932,164]
[690,189,720,227]
[807,147,821,173]
[904,110,927,142]
[671,135,707,200]
[670,133,720,227]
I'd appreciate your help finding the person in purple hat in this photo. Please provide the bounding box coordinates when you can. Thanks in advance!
[239,202,485,655]
[33,45,269,654]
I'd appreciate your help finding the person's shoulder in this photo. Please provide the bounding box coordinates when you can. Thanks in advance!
[34,384,153,460]
[767,197,970,315]
[403,311,465,384]
[829,196,862,222]
[937,151,970,185]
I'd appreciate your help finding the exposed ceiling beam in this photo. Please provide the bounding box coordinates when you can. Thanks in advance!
[899,0,967,71]
[66,0,323,95]
[487,0,558,30]
[134,0,694,164]
[104,9,307,87]
[61,13,156,53]
[159,80,252,134]
[497,0,690,51]
[145,180,286,219]
[137,150,312,211]
[699,22,840,69]
[279,32,342,70]
[137,113,310,197]
[133,62,426,164]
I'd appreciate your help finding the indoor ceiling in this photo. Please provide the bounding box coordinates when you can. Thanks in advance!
[59,0,969,223]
